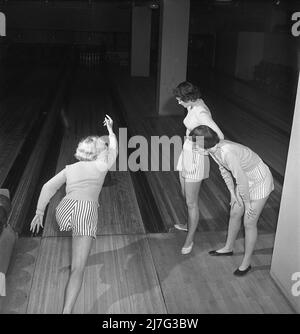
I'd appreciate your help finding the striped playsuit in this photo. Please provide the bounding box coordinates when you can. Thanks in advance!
[209,140,274,201]
[176,101,224,182]
[35,134,117,238]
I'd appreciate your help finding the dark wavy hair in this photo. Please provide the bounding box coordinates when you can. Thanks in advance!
[189,125,220,149]
[173,81,202,102]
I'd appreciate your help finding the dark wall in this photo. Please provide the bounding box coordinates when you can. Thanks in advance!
[0,1,131,44]
[188,0,298,78]
[214,32,238,76]
[189,1,270,34]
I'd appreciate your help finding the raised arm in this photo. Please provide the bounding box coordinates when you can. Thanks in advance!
[107,132,118,169]
[104,115,118,169]
[96,115,118,171]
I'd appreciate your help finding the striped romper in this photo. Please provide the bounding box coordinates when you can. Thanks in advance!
[209,140,274,201]
[176,101,224,182]
[35,134,117,239]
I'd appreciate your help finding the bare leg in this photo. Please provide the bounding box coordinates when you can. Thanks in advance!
[62,236,93,314]
[182,180,202,248]
[179,172,186,197]
[216,201,244,253]
[174,172,189,230]
[239,197,268,270]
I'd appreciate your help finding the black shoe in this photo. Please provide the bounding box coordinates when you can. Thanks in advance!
[209,250,233,256]
[233,265,252,276]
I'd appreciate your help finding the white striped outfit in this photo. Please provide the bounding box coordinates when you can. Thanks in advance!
[36,134,118,239]
[209,140,274,201]
[55,198,99,238]
[176,100,224,182]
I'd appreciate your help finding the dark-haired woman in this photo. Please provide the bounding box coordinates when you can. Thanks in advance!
[173,81,224,254]
[190,125,274,276]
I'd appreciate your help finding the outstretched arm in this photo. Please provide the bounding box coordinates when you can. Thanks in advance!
[31,169,66,234]
[36,168,67,215]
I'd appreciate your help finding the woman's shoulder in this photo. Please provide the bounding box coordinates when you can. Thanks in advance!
[219,141,241,160]
[191,102,211,116]
[65,161,89,169]
[218,140,232,153]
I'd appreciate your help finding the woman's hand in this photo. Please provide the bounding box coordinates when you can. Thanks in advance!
[244,202,257,220]
[30,214,44,234]
[230,190,243,208]
[103,115,113,134]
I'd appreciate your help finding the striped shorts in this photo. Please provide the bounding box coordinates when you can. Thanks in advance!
[177,139,210,182]
[246,161,274,200]
[55,198,99,239]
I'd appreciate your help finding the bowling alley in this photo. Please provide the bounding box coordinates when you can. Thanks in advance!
[0,0,299,315]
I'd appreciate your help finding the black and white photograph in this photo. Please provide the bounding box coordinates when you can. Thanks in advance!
[0,0,299,317]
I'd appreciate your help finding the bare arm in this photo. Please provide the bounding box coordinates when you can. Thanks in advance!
[223,152,250,203]
[36,169,66,216]
[107,133,118,169]
[95,115,118,171]
[219,165,235,194]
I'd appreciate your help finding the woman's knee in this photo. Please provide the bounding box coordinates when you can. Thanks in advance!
[185,198,198,210]
[243,218,258,230]
[230,206,244,220]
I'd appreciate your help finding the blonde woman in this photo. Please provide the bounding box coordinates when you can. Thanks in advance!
[30,115,117,313]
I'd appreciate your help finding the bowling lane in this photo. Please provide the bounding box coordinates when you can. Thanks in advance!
[191,66,293,136]
[0,65,62,187]
[42,68,145,237]
[26,235,166,314]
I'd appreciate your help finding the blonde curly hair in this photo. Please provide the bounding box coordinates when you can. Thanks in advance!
[74,135,109,161]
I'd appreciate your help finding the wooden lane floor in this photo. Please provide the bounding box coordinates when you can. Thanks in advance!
[0,237,41,314]
[26,235,166,314]
[0,66,62,187]
[148,231,293,314]
[189,66,294,136]
[1,232,294,313]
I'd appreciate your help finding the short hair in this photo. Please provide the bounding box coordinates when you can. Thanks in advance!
[74,135,108,161]
[189,125,220,149]
[173,81,202,102]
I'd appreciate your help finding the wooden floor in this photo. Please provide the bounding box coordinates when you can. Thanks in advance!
[0,64,295,314]
[1,232,293,314]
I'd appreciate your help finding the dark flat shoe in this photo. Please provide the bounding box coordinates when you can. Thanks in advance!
[233,265,252,276]
[209,250,233,256]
